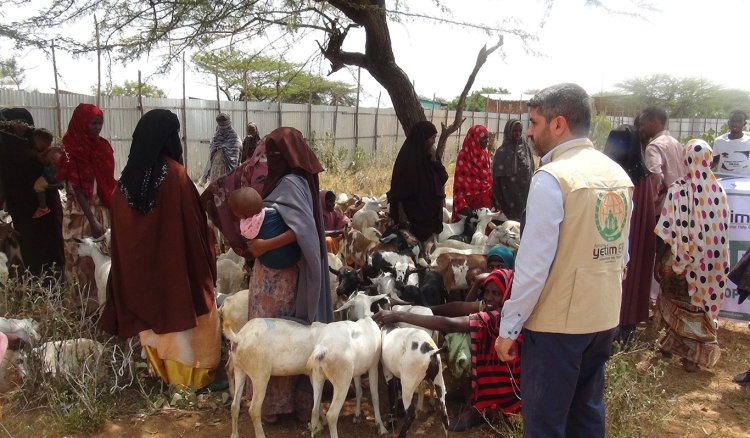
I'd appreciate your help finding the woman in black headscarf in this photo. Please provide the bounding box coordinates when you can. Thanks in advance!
[100,109,220,388]
[388,121,448,243]
[0,108,65,278]
[603,125,655,344]
[491,119,535,221]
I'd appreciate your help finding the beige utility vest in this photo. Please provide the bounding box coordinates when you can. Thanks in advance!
[524,139,634,334]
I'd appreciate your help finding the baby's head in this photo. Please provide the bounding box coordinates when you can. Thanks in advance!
[43,146,64,166]
[31,129,54,153]
[228,187,263,219]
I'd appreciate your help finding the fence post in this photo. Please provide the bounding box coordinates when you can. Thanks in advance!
[332,103,339,148]
[137,70,144,116]
[51,40,62,139]
[182,53,188,172]
[354,67,361,150]
[373,91,381,154]
[307,94,313,142]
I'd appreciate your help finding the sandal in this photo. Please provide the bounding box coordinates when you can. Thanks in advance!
[448,408,485,432]
[732,370,750,385]
[681,358,699,372]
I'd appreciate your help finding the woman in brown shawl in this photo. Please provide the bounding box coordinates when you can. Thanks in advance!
[388,121,448,243]
[100,109,220,388]
[242,127,332,423]
[0,108,65,278]
[491,119,534,221]
[603,126,655,344]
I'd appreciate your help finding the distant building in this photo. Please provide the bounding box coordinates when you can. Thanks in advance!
[482,93,534,114]
[419,98,445,110]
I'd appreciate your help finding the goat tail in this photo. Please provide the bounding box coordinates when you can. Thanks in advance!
[306,345,328,371]
[223,323,240,344]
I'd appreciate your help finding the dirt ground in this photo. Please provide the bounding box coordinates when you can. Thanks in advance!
[94,321,750,438]
[2,321,749,438]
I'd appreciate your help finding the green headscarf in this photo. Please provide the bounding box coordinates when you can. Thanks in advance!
[486,245,515,270]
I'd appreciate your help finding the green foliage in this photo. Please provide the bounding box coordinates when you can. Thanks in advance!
[447,86,510,112]
[613,74,750,118]
[94,80,166,98]
[589,112,613,150]
[0,56,26,90]
[679,123,728,145]
[192,50,357,104]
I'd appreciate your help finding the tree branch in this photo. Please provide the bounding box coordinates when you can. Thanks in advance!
[436,38,503,160]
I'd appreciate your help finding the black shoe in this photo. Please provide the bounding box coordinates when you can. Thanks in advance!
[448,409,484,432]
[732,370,750,385]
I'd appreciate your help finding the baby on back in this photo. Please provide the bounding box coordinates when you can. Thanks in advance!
[228,187,300,269]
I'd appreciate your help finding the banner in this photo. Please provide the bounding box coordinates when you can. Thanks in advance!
[718,176,750,322]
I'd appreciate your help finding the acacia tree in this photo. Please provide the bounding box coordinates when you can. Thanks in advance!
[91,80,166,98]
[9,0,640,141]
[192,50,357,104]
[0,56,26,90]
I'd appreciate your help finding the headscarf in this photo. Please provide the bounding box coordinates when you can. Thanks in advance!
[200,113,241,181]
[262,127,326,246]
[387,121,448,240]
[0,108,34,125]
[241,122,261,163]
[118,109,183,214]
[656,139,730,322]
[486,245,515,270]
[482,268,514,304]
[604,125,650,184]
[454,125,492,196]
[61,104,116,207]
[493,119,532,177]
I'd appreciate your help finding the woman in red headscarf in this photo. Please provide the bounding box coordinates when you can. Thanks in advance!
[60,103,115,300]
[452,125,492,222]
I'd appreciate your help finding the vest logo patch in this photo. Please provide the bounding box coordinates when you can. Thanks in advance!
[594,191,627,242]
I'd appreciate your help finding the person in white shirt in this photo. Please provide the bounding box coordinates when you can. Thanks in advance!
[712,110,750,175]
[494,83,633,438]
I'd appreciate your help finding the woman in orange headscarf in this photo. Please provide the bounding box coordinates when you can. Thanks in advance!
[60,103,115,300]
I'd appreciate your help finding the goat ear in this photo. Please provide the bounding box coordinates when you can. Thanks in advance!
[335,299,355,312]
[388,295,412,306]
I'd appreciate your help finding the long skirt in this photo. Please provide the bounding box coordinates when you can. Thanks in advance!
[139,305,221,388]
[244,261,299,416]
[657,268,721,368]
[452,190,491,222]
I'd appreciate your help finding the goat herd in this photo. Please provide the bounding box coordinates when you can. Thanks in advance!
[0,194,521,437]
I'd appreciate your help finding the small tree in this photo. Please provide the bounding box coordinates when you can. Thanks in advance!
[94,80,166,98]
[0,56,26,90]
[447,86,509,111]
[192,50,356,104]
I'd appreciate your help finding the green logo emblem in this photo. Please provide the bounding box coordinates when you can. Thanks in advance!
[594,191,628,242]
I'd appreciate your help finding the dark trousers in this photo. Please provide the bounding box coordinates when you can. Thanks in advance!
[520,327,617,438]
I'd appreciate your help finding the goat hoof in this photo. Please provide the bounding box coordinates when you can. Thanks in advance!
[353,415,362,424]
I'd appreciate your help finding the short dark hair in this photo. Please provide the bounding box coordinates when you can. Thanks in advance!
[640,106,668,126]
[528,83,592,136]
[729,109,747,120]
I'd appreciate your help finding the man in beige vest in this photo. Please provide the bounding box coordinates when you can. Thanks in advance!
[495,83,633,438]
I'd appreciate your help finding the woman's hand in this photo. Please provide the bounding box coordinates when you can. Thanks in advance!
[247,239,268,258]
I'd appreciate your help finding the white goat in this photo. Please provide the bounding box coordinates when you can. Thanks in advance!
[336,292,448,436]
[486,221,521,250]
[352,208,379,231]
[225,312,388,438]
[20,338,105,377]
[218,289,249,334]
[380,327,449,437]
[0,317,40,345]
[216,258,245,295]
[75,237,111,306]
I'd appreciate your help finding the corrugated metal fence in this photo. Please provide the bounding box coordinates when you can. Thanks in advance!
[0,89,726,180]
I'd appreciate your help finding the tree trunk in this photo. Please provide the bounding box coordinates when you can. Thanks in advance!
[320,0,426,137]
